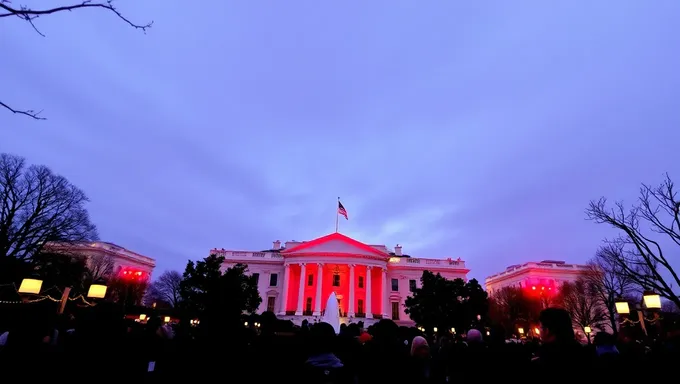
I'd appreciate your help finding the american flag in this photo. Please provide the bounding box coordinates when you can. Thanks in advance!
[338,201,348,220]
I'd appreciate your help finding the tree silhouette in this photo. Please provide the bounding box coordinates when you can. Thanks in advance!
[586,174,680,308]
[0,153,98,261]
[180,255,260,331]
[145,270,182,308]
[404,271,488,332]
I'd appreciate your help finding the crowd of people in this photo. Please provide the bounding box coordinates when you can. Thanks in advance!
[0,305,677,383]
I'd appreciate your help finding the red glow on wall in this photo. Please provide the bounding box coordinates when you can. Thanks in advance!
[526,281,555,296]
[119,268,148,281]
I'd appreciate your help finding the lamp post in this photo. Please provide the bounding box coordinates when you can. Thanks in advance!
[18,278,43,295]
[584,326,592,344]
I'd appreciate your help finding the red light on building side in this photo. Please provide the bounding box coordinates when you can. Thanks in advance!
[120,268,147,281]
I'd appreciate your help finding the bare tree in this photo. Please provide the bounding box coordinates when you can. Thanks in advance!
[87,254,115,281]
[557,279,607,335]
[488,286,543,335]
[0,153,98,260]
[145,270,182,308]
[586,174,680,309]
[1,0,152,119]
[584,245,635,334]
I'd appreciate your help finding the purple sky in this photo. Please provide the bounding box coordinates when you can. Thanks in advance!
[2,1,679,283]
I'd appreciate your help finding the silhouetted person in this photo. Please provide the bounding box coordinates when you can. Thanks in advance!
[533,308,587,374]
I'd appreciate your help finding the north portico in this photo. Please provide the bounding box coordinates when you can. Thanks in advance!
[214,232,469,326]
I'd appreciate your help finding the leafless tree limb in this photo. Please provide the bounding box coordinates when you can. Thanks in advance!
[0,0,152,31]
[0,101,45,120]
[145,270,182,308]
[584,248,635,334]
[586,174,680,309]
[1,0,152,120]
[86,253,114,281]
[557,278,608,334]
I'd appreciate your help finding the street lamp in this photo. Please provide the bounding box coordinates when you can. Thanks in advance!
[18,278,43,294]
[433,327,438,333]
[615,298,630,314]
[584,326,592,334]
[518,327,524,335]
[643,291,661,310]
[87,282,107,299]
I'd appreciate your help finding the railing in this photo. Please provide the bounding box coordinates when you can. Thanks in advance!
[389,257,466,269]
[210,249,284,260]
[486,262,590,281]
[45,241,156,266]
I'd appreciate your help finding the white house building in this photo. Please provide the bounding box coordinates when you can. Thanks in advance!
[485,260,590,296]
[214,232,469,326]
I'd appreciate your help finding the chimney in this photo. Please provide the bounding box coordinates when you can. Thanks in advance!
[273,240,281,250]
[394,244,402,256]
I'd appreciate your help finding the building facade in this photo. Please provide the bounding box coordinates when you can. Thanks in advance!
[485,260,589,295]
[215,232,469,326]
[45,241,156,281]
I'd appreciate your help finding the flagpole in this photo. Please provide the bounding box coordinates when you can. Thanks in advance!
[336,197,340,233]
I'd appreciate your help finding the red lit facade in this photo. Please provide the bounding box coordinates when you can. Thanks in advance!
[484,260,589,296]
[44,241,156,280]
[216,232,469,326]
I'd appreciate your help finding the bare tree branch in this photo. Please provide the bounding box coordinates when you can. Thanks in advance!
[0,101,45,120]
[0,0,152,31]
[1,0,151,120]
[586,175,680,309]
[557,278,608,334]
[86,253,114,281]
[145,270,182,308]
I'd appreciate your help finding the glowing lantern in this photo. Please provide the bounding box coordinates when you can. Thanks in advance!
[433,327,438,333]
[164,316,171,323]
[244,321,248,326]
[87,283,107,298]
[643,291,661,310]
[584,326,592,334]
[486,331,490,336]
[518,327,524,335]
[18,278,43,294]
[450,327,456,334]
[534,327,540,335]
[615,298,630,314]
[139,314,147,321]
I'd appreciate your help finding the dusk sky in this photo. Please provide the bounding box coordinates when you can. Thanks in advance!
[2,1,679,283]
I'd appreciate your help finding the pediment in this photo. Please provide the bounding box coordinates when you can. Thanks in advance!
[282,233,388,258]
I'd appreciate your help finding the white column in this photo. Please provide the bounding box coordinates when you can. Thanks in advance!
[365,266,372,318]
[313,263,323,316]
[348,264,355,317]
[295,263,306,315]
[381,267,389,318]
[278,264,290,315]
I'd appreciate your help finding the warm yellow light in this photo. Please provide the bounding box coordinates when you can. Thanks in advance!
[643,292,661,310]
[433,327,438,333]
[534,327,540,335]
[615,301,630,314]
[584,326,592,334]
[486,331,490,336]
[164,316,171,323]
[139,314,147,321]
[18,278,43,294]
[244,321,248,326]
[518,327,524,334]
[389,257,401,263]
[87,284,107,298]
[450,327,455,334]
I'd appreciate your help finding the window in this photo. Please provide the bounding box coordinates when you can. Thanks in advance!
[305,297,313,313]
[358,276,364,288]
[252,273,260,284]
[333,274,340,287]
[269,273,278,287]
[391,302,400,320]
[308,274,314,286]
[409,279,416,292]
[391,278,399,292]
[357,299,364,314]
[267,297,276,312]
